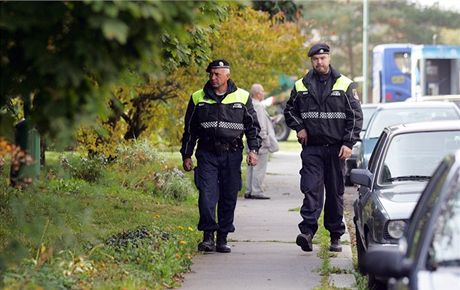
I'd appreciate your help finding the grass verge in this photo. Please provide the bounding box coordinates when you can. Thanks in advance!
[0,142,204,289]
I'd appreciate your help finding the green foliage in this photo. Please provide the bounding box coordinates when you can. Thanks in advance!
[252,0,301,22]
[60,155,107,183]
[211,7,306,92]
[0,144,200,288]
[112,140,194,201]
[0,1,229,145]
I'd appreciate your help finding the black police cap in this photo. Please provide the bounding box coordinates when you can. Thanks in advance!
[308,43,330,57]
[206,59,230,72]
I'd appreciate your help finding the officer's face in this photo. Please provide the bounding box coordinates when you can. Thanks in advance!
[209,68,230,88]
[311,54,330,75]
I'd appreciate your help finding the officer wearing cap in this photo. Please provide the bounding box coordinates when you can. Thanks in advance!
[284,43,363,253]
[181,59,261,253]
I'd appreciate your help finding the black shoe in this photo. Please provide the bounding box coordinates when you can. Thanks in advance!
[216,232,231,253]
[244,193,252,199]
[329,238,342,252]
[296,233,313,252]
[198,231,215,252]
[250,194,270,200]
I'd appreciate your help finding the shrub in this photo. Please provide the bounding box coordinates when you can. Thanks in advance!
[115,139,163,169]
[60,155,107,183]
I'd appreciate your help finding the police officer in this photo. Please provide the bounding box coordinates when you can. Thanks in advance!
[284,43,363,252]
[181,59,261,253]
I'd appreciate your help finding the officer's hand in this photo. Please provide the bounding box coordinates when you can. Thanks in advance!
[183,158,193,171]
[297,129,308,145]
[338,145,352,160]
[247,151,258,166]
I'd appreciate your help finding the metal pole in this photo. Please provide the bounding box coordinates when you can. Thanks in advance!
[362,0,369,103]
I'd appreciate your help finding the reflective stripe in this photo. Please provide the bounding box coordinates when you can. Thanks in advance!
[219,121,244,130]
[332,75,353,91]
[295,79,308,92]
[301,112,346,119]
[200,121,244,130]
[191,88,249,105]
[201,121,218,128]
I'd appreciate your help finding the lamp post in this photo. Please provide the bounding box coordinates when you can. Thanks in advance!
[362,0,369,103]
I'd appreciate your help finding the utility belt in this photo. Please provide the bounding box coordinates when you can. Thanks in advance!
[198,138,243,153]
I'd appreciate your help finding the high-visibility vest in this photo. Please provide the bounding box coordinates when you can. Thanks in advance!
[294,75,353,93]
[192,88,249,105]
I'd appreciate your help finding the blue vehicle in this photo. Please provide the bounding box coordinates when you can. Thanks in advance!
[372,44,460,105]
[372,44,413,103]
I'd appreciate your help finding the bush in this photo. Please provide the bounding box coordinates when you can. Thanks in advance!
[60,155,107,183]
[115,139,163,169]
[153,168,193,201]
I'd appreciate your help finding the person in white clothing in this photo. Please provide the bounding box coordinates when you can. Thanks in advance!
[244,84,278,200]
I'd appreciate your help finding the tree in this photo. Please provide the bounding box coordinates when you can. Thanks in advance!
[0,1,227,145]
[75,6,307,156]
[252,0,301,22]
[210,7,306,93]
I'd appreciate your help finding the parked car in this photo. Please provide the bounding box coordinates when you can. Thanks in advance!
[345,104,379,185]
[351,121,460,289]
[355,102,460,171]
[362,149,460,290]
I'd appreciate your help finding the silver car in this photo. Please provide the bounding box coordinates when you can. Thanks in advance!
[355,102,460,171]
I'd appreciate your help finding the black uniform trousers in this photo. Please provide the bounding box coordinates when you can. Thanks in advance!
[194,149,243,233]
[299,144,346,239]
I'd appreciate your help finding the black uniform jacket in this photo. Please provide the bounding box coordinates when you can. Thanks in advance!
[180,80,261,160]
[284,66,363,149]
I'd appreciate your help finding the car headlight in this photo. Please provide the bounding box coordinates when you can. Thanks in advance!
[386,220,407,239]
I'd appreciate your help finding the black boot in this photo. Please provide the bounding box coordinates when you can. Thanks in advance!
[216,232,231,253]
[198,231,215,252]
[329,237,342,252]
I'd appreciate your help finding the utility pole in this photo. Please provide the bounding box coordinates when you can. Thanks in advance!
[362,0,369,103]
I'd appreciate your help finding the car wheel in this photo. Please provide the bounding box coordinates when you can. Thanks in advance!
[366,232,387,290]
[368,273,387,290]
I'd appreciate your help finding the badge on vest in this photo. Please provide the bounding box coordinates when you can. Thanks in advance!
[331,91,341,96]
[198,103,205,107]
[232,103,243,109]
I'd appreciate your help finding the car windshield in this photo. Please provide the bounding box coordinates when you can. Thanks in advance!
[430,170,460,267]
[362,106,377,130]
[379,131,460,184]
[368,108,459,138]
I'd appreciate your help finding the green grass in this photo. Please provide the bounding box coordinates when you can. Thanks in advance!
[0,144,202,289]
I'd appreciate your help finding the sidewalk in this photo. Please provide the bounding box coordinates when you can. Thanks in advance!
[180,151,356,290]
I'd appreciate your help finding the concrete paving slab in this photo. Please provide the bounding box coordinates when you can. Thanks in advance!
[179,150,356,290]
[329,273,357,289]
[181,242,322,290]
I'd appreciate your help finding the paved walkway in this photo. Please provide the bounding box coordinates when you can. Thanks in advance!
[180,151,355,290]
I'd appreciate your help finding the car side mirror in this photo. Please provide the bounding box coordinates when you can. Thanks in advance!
[350,169,373,187]
[362,247,412,278]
